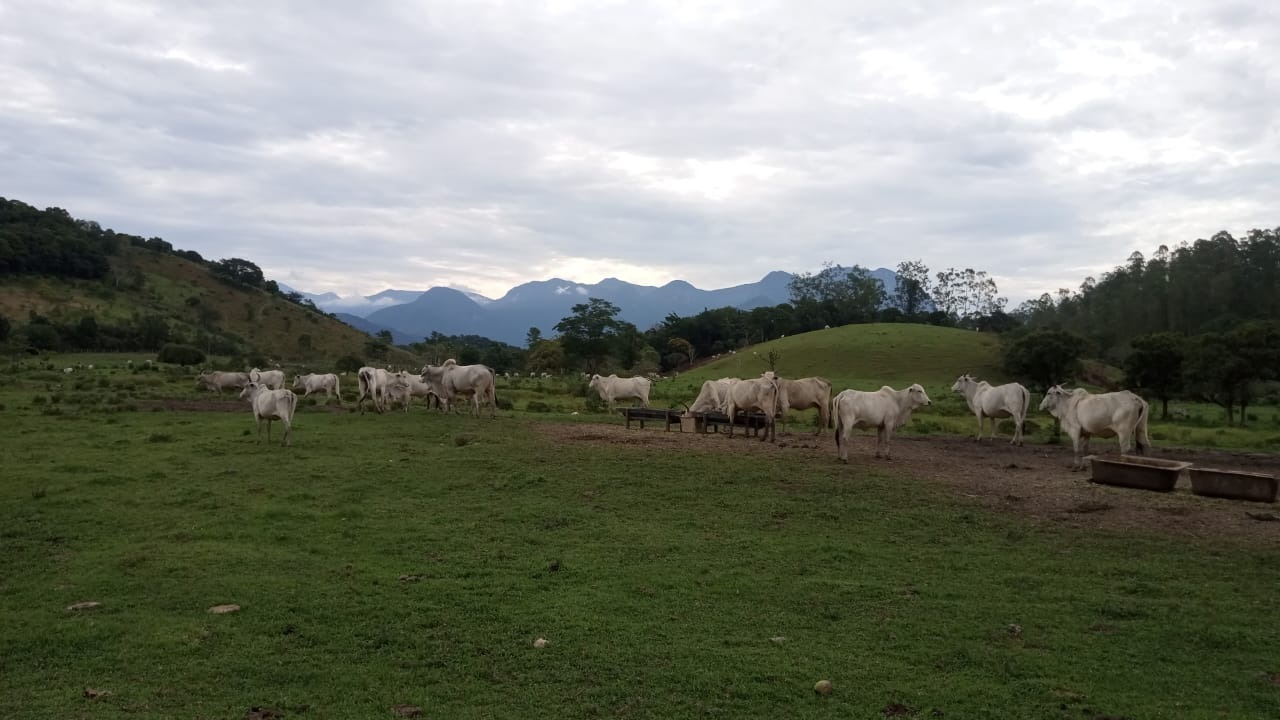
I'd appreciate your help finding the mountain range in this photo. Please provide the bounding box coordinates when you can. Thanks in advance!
[282,268,899,346]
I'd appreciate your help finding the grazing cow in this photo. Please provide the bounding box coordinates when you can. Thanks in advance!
[385,371,442,412]
[687,378,738,414]
[832,384,932,461]
[239,382,298,446]
[774,375,832,435]
[356,366,395,414]
[421,361,497,417]
[725,376,780,442]
[196,371,251,394]
[1038,385,1152,471]
[249,368,286,390]
[950,374,1031,445]
[588,374,652,410]
[292,373,341,403]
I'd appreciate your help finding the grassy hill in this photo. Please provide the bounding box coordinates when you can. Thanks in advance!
[674,323,1004,391]
[0,245,416,367]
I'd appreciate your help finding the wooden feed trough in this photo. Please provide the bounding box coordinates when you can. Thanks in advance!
[1188,467,1278,503]
[1085,455,1191,492]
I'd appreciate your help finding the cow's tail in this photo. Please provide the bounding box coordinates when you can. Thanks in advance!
[334,375,342,403]
[1134,397,1151,455]
[833,397,843,451]
[284,390,299,422]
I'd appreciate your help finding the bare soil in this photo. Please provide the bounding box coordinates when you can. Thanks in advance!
[536,421,1280,544]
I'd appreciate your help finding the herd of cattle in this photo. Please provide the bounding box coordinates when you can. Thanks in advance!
[196,365,1154,469]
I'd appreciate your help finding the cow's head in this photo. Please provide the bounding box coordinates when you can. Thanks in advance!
[239,382,262,400]
[292,375,303,388]
[950,374,975,393]
[1038,384,1070,413]
[907,383,932,407]
[588,374,602,388]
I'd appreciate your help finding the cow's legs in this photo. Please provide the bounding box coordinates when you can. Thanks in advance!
[282,421,290,447]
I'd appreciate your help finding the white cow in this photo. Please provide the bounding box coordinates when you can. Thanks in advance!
[421,361,497,417]
[687,378,737,414]
[356,366,395,414]
[1038,386,1152,471]
[292,373,341,403]
[724,376,780,442]
[950,375,1031,445]
[588,374,652,411]
[774,375,832,435]
[249,367,286,390]
[386,371,442,412]
[196,371,251,394]
[239,382,298,446]
[832,384,932,461]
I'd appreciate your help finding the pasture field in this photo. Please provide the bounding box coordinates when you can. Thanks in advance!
[3,368,1280,718]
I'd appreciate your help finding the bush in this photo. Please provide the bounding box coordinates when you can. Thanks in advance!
[157,343,206,366]
[335,354,365,374]
[526,400,552,413]
[583,394,607,414]
[495,397,514,411]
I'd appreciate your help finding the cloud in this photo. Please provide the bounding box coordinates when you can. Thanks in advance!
[2,0,1277,306]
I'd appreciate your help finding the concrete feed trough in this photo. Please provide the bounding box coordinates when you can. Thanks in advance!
[1086,455,1191,492]
[1188,468,1278,503]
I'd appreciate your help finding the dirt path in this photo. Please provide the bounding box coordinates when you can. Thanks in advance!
[537,421,1280,544]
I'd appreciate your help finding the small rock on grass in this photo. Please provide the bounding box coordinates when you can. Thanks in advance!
[66,601,103,611]
[209,604,241,614]
[533,637,549,648]
[813,679,833,696]
[769,636,786,643]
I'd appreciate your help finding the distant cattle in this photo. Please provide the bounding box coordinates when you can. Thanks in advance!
[724,376,780,442]
[197,371,251,394]
[293,373,341,403]
[773,375,832,435]
[950,374,1030,445]
[588,374,652,411]
[1038,386,1151,471]
[832,384,932,461]
[239,382,298,447]
[249,368,285,390]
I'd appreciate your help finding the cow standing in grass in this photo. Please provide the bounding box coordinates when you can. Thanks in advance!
[1038,385,1151,471]
[588,374,652,411]
[950,374,1030,445]
[239,382,298,447]
[196,371,250,394]
[249,367,286,390]
[293,373,341,404]
[832,384,932,461]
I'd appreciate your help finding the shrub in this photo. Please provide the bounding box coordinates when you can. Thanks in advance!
[335,354,365,374]
[583,394,607,414]
[526,400,552,413]
[157,343,206,366]
[495,397,514,411]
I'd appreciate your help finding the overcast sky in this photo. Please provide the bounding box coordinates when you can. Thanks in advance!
[3,1,1277,304]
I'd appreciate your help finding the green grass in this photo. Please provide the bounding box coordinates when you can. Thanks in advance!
[2,403,1279,718]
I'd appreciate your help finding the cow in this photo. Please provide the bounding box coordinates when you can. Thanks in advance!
[196,371,251,394]
[239,382,298,446]
[687,378,737,414]
[421,361,497,417]
[385,371,442,412]
[832,384,932,461]
[950,374,1031,445]
[724,375,780,442]
[588,374,652,411]
[292,373,341,404]
[356,366,395,414]
[249,367,286,390]
[774,375,832,435]
[1038,385,1152,471]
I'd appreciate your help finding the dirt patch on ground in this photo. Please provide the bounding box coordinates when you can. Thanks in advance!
[535,421,1280,544]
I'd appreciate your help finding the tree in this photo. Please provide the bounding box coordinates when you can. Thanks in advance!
[892,259,931,318]
[376,329,394,345]
[788,262,886,327]
[667,337,696,368]
[210,257,265,287]
[933,267,1007,323]
[526,338,566,375]
[554,298,628,372]
[1002,329,1088,393]
[526,327,543,348]
[335,354,365,374]
[1123,333,1185,419]
[364,337,389,359]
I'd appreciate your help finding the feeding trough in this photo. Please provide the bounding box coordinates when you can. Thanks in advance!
[1188,467,1278,503]
[1085,455,1191,492]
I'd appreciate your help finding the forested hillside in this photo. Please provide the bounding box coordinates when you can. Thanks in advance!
[0,198,412,366]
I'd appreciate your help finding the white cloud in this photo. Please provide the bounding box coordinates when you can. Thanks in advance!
[2,0,1277,307]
